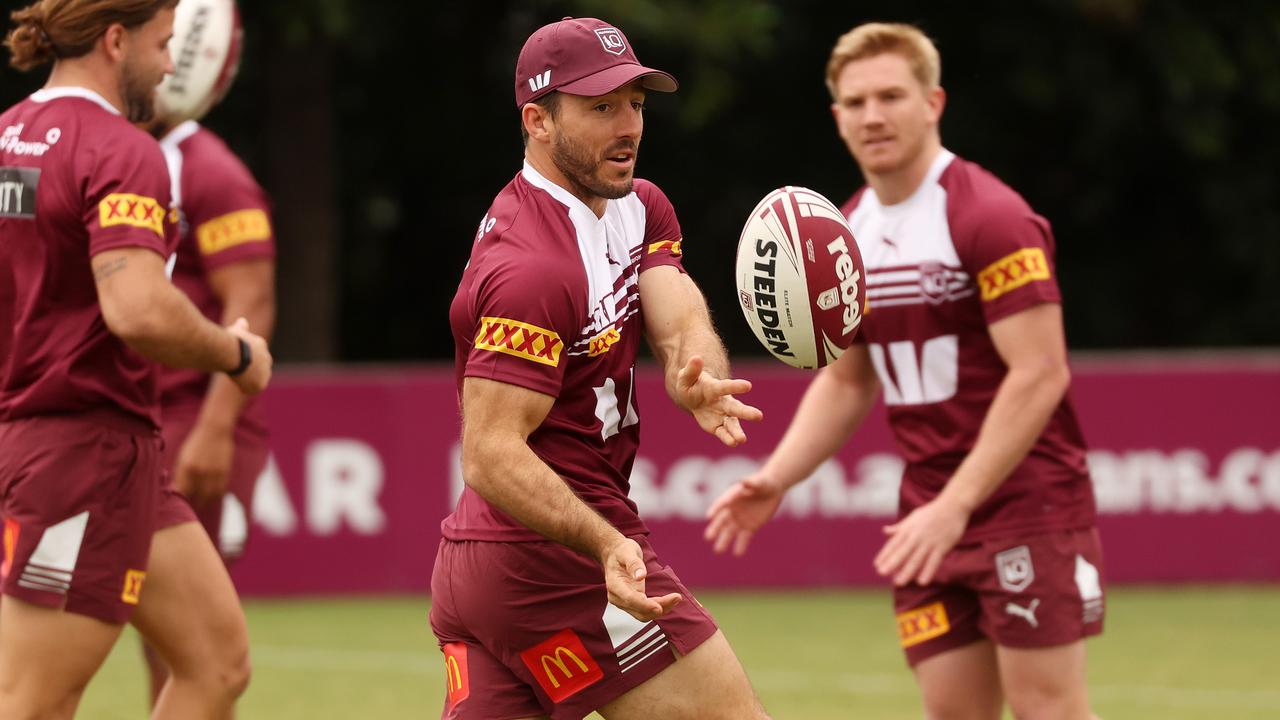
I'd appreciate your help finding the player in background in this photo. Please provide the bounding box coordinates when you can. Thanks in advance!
[430,17,771,720]
[135,0,275,705]
[0,1,268,717]
[706,22,1105,720]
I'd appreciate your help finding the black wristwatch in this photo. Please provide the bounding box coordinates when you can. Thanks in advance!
[227,337,252,376]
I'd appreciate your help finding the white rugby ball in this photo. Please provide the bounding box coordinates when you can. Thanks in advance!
[156,0,243,123]
[735,186,866,369]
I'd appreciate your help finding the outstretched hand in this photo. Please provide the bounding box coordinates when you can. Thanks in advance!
[674,355,763,447]
[703,472,785,556]
[602,538,682,622]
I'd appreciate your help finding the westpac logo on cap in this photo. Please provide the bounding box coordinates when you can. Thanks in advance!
[595,27,626,55]
[528,70,552,93]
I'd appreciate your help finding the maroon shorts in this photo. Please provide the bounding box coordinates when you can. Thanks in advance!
[158,407,268,561]
[0,410,164,624]
[430,536,719,720]
[894,527,1106,666]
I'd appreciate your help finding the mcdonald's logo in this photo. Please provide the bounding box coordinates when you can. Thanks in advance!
[441,642,470,706]
[2,518,18,578]
[519,628,603,703]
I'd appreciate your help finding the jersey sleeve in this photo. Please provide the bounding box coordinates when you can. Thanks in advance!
[462,253,581,398]
[635,180,685,274]
[81,128,172,259]
[183,137,276,272]
[956,201,1062,325]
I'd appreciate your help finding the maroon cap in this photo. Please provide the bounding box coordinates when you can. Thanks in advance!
[515,17,678,108]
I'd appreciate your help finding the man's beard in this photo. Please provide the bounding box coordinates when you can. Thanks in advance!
[119,57,158,124]
[550,130,634,201]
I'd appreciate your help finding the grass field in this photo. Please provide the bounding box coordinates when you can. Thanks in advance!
[79,586,1280,719]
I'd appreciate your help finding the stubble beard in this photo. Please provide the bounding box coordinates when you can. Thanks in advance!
[550,130,633,201]
[120,56,159,124]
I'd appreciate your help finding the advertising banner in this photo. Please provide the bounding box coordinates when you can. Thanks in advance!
[232,358,1280,594]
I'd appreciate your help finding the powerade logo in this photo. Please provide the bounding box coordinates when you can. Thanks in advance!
[749,236,794,358]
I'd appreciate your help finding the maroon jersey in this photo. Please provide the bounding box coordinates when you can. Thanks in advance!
[0,88,176,427]
[444,164,685,541]
[842,150,1095,542]
[155,121,274,431]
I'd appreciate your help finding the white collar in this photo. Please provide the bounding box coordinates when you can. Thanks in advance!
[30,86,121,115]
[876,148,956,212]
[159,120,201,152]
[521,161,606,221]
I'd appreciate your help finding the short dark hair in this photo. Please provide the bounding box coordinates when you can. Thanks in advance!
[520,91,561,146]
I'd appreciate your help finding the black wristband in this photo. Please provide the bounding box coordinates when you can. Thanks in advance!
[227,337,252,376]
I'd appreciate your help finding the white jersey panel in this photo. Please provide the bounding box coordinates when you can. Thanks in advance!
[521,163,647,358]
[847,150,974,310]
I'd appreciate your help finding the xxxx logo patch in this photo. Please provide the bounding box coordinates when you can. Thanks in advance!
[474,317,563,366]
[99,193,166,238]
[197,208,271,255]
[896,601,950,648]
[588,326,621,357]
[121,569,146,605]
[978,247,1051,302]
[646,238,682,256]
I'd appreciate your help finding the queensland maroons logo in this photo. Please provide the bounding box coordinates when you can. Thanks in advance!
[595,27,626,55]
[995,545,1035,593]
[919,261,950,305]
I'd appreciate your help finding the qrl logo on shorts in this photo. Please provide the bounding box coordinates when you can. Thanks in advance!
[519,628,603,703]
[995,545,1035,593]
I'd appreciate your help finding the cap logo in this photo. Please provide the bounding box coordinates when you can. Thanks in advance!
[595,27,626,55]
[529,70,552,93]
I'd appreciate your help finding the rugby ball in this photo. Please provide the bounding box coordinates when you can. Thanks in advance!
[735,186,866,369]
[156,0,243,123]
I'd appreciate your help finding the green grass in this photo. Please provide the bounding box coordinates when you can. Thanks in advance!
[79,586,1280,719]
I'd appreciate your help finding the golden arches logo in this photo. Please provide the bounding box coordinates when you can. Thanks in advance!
[445,655,463,692]
[539,646,589,688]
[519,628,603,702]
[441,642,470,705]
[2,519,18,576]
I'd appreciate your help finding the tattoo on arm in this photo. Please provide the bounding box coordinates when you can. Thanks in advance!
[93,257,128,282]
